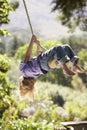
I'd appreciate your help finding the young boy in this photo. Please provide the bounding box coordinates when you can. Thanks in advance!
[19,35,84,98]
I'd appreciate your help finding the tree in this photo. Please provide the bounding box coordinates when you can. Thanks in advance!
[51,0,87,31]
[0,1,19,121]
[0,54,17,120]
[0,0,19,36]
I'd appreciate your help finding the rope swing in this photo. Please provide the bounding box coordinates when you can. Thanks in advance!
[22,0,47,51]
[23,0,33,35]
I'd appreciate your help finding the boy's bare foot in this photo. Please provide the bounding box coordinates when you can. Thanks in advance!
[73,63,85,73]
[62,63,75,76]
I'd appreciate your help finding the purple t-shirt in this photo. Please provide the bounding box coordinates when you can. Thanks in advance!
[19,57,44,78]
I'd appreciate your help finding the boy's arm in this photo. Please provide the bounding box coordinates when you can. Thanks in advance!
[24,35,37,63]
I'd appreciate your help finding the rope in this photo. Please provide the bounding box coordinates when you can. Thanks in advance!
[22,0,47,51]
[23,0,33,35]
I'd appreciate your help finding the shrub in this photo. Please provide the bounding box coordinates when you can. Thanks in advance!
[2,118,54,130]
[0,54,10,73]
[78,49,87,86]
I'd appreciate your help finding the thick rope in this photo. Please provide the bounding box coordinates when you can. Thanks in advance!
[23,0,33,35]
[22,0,47,51]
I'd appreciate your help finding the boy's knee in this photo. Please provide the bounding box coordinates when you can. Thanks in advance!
[63,44,71,49]
[64,44,70,47]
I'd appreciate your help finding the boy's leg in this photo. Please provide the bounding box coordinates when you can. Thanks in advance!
[62,44,79,62]
[38,45,75,76]
[53,45,75,76]
[48,46,75,76]
[38,45,69,70]
[63,44,84,73]
[72,62,85,73]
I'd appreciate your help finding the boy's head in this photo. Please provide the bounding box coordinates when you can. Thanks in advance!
[19,76,36,99]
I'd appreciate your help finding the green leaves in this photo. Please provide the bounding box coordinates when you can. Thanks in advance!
[2,118,54,130]
[0,0,13,25]
[52,0,87,31]
[0,28,11,36]
[78,49,87,71]
[0,54,10,73]
[0,54,16,123]
[0,0,19,36]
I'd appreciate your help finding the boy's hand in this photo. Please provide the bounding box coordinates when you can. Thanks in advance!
[31,34,37,42]
[31,35,40,46]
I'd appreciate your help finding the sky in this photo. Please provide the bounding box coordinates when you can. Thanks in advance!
[6,0,70,39]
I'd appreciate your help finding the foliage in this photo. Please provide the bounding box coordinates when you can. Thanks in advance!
[2,118,54,130]
[35,81,87,121]
[64,97,87,121]
[0,54,18,124]
[7,58,20,84]
[51,91,65,107]
[0,54,10,72]
[0,0,19,36]
[1,81,87,129]
[39,69,72,87]
[77,49,87,86]
[0,0,13,25]
[78,49,87,67]
[71,74,85,90]
[15,44,28,61]
[0,29,11,36]
[1,74,87,129]
[51,0,87,31]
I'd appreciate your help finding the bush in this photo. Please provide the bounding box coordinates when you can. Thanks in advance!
[77,49,87,86]
[0,54,10,73]
[0,54,18,123]
[0,72,16,118]
[2,118,54,130]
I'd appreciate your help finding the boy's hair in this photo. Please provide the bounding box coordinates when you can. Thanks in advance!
[19,76,36,99]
